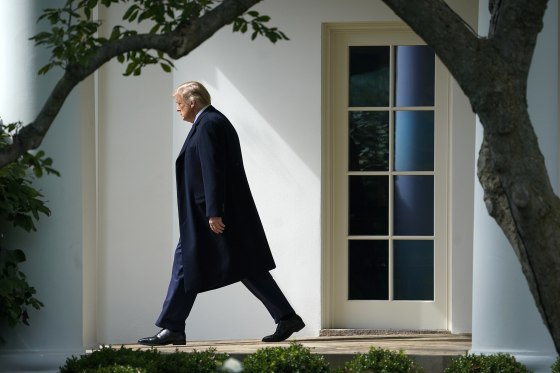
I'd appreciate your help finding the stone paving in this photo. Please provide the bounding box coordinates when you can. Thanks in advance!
[122,332,472,372]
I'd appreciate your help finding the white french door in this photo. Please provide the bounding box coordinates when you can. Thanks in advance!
[323,23,449,330]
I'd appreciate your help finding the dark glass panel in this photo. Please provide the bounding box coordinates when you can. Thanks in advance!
[349,176,389,236]
[349,46,390,107]
[349,111,389,171]
[394,111,434,171]
[394,176,434,236]
[394,240,434,300]
[348,240,389,300]
[395,46,435,107]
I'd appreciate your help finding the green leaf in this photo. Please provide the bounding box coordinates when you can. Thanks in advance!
[125,62,136,76]
[150,24,161,34]
[31,31,53,43]
[84,7,91,20]
[122,4,140,21]
[32,166,43,178]
[5,249,26,264]
[160,63,172,73]
[110,26,121,40]
[38,65,52,75]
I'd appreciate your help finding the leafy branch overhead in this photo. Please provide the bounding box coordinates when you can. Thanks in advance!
[0,0,285,169]
[31,0,288,77]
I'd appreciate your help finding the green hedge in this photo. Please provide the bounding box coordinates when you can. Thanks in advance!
[241,343,329,372]
[444,353,531,373]
[60,346,229,373]
[337,347,424,373]
[61,344,549,373]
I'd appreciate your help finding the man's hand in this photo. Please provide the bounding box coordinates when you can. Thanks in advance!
[209,216,225,234]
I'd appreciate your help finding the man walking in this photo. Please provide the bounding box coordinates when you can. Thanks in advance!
[138,81,304,346]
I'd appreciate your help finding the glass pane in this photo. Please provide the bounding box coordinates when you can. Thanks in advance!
[394,111,434,171]
[349,111,389,171]
[348,240,389,300]
[349,176,389,235]
[394,240,434,300]
[349,46,390,107]
[394,176,434,236]
[395,46,435,107]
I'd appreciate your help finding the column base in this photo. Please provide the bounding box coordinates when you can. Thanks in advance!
[0,348,85,373]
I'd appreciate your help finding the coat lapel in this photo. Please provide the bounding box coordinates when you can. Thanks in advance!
[177,106,213,157]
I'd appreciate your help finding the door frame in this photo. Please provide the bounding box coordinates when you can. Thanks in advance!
[321,21,453,330]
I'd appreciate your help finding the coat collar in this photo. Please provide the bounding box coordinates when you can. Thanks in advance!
[178,105,215,157]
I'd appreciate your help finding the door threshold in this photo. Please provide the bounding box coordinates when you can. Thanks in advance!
[320,329,452,337]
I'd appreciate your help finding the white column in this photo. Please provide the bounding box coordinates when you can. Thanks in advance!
[0,0,89,371]
[471,1,559,372]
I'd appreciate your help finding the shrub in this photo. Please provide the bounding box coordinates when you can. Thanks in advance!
[0,119,59,342]
[337,347,424,373]
[59,346,229,373]
[445,353,531,373]
[241,343,329,373]
[551,357,560,373]
[85,365,147,373]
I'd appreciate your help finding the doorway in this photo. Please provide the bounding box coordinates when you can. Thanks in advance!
[322,23,449,330]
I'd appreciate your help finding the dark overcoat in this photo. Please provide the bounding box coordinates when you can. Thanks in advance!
[175,105,276,293]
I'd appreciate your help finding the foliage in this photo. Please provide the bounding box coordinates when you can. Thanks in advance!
[444,353,531,373]
[552,356,560,373]
[0,249,43,330]
[233,10,288,42]
[83,365,147,373]
[31,0,288,76]
[0,120,59,341]
[337,347,424,373]
[241,343,329,373]
[60,346,229,373]
[57,344,550,373]
[0,121,59,231]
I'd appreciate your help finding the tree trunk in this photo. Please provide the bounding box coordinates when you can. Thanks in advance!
[476,90,560,353]
[380,0,560,352]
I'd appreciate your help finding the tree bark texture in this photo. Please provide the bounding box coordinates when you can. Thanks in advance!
[0,0,262,168]
[381,0,560,352]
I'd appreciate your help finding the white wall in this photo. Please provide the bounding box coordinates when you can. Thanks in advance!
[95,3,175,344]
[97,0,478,343]
[447,1,478,334]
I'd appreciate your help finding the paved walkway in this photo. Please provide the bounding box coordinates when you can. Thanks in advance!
[123,332,472,372]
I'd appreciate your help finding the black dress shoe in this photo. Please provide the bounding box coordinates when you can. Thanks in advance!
[138,328,186,346]
[262,314,305,342]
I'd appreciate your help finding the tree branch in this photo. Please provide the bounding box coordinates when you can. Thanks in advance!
[488,0,548,77]
[0,0,262,168]
[380,0,481,93]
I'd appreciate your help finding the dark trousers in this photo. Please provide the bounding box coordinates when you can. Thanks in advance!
[156,242,295,331]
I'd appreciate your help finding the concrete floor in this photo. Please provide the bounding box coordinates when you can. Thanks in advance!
[122,332,472,372]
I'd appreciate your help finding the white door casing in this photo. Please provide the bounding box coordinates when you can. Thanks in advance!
[322,23,449,330]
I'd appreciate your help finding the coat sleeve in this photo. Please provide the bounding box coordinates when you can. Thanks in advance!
[197,118,227,217]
